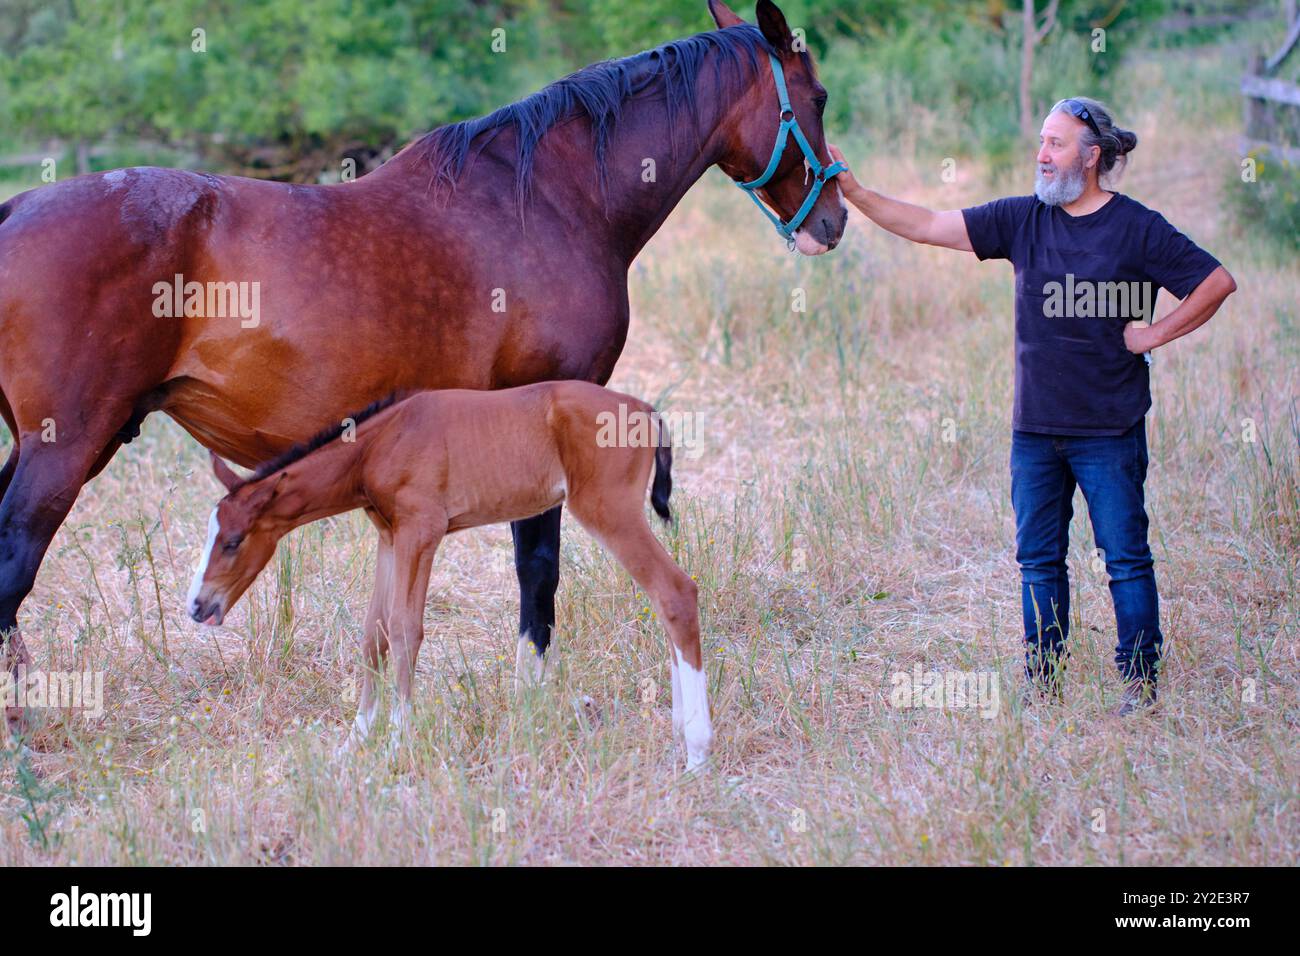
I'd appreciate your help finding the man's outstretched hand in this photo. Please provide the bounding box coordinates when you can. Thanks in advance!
[828,143,865,204]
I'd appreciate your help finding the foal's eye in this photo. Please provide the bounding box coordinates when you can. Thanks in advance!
[222,536,242,554]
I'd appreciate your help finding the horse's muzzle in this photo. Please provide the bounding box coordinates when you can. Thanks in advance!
[817,205,849,250]
[189,597,223,627]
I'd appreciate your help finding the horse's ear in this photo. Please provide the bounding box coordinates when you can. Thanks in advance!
[708,0,744,29]
[755,0,794,54]
[210,451,242,493]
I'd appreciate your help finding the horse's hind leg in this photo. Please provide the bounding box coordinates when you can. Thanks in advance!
[0,429,121,739]
[567,497,711,772]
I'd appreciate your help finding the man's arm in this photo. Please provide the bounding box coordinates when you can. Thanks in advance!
[829,143,973,251]
[1124,265,1237,354]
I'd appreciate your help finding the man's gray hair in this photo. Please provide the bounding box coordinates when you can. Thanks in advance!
[1050,97,1138,179]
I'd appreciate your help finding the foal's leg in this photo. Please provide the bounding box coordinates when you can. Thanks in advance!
[384,525,440,757]
[568,500,711,772]
[342,525,394,754]
[510,506,562,690]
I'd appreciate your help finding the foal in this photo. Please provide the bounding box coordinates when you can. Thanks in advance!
[186,382,711,771]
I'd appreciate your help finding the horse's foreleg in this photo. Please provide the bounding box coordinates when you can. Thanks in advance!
[510,506,562,691]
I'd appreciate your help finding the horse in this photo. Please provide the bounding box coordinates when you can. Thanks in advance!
[0,0,845,736]
[186,382,712,771]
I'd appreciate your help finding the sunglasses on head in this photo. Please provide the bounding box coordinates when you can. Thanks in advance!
[1056,98,1102,138]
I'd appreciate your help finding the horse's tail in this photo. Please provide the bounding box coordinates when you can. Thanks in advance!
[650,415,673,524]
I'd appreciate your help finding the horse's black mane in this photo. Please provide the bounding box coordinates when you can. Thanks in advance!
[249,392,406,483]
[409,24,775,214]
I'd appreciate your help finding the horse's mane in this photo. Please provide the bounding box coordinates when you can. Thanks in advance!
[248,392,407,483]
[408,24,775,215]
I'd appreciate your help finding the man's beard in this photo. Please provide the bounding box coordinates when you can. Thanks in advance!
[1035,149,1088,206]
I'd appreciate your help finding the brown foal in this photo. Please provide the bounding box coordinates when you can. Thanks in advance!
[186,381,712,772]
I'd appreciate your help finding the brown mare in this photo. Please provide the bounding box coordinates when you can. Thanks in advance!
[187,382,712,771]
[0,0,845,734]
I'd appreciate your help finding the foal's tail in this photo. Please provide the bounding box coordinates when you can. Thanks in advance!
[650,416,673,525]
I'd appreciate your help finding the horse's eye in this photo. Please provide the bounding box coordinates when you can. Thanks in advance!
[222,536,242,554]
[813,95,828,116]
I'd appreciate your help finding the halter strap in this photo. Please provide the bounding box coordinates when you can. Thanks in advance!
[735,53,847,245]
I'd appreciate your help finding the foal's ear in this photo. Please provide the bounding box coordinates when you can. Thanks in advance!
[707,0,744,29]
[756,0,794,54]
[246,470,287,510]
[209,451,243,493]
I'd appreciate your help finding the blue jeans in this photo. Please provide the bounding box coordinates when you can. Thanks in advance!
[1010,420,1163,683]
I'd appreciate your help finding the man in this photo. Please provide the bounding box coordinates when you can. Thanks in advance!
[829,98,1237,714]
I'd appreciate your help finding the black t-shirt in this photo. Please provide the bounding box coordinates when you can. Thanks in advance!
[962,192,1221,435]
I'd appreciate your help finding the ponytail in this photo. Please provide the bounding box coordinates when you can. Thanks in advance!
[1051,97,1137,178]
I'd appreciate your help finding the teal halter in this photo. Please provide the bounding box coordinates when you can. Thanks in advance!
[735,52,847,246]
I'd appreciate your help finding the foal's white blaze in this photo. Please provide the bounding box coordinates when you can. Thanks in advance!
[187,508,220,619]
[672,645,712,772]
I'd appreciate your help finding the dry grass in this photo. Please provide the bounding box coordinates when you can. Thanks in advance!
[1,45,1296,865]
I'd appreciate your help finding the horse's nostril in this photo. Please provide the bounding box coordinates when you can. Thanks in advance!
[820,217,839,247]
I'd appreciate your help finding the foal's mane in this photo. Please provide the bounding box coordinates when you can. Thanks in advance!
[249,392,407,483]
[409,24,775,214]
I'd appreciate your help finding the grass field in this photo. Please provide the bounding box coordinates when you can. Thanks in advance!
[1,41,1296,865]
